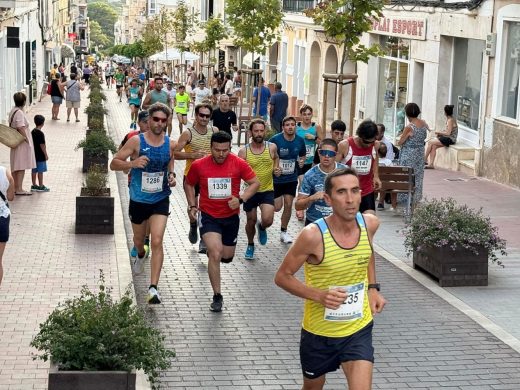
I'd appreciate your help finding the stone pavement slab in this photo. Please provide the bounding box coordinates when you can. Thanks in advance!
[0,91,134,389]
[104,88,520,389]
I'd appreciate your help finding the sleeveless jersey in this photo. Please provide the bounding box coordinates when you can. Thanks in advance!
[245,141,274,192]
[303,214,373,337]
[128,86,141,106]
[183,126,214,176]
[175,93,190,114]
[129,133,172,203]
[342,137,377,196]
[150,90,169,106]
[296,122,317,165]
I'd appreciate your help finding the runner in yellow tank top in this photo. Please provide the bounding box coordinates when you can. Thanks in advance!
[275,167,386,389]
[238,119,280,260]
[174,103,217,252]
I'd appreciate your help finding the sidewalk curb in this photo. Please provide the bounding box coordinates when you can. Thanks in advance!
[374,243,520,354]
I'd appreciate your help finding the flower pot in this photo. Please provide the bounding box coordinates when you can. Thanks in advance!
[82,150,108,173]
[49,362,136,390]
[75,188,114,234]
[413,245,488,287]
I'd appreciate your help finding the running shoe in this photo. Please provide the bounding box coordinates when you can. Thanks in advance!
[377,203,384,211]
[144,244,150,258]
[188,223,198,244]
[30,185,39,192]
[210,293,223,312]
[38,185,50,192]
[130,253,145,275]
[280,231,294,244]
[147,287,161,304]
[198,240,207,254]
[130,246,138,258]
[257,221,268,245]
[244,245,255,260]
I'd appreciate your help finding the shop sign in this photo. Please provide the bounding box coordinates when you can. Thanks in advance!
[372,16,426,40]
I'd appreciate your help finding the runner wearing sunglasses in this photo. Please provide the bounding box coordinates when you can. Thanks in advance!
[110,103,177,304]
[296,139,346,226]
[174,103,217,253]
[336,120,381,214]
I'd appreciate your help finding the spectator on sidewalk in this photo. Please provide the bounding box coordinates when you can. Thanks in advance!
[8,92,37,196]
[269,82,288,134]
[50,73,65,120]
[30,115,50,192]
[0,165,15,286]
[253,78,271,120]
[376,123,396,161]
[82,63,92,84]
[424,104,458,169]
[65,73,85,123]
[376,144,397,212]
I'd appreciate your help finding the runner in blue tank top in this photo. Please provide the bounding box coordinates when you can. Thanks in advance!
[110,103,177,305]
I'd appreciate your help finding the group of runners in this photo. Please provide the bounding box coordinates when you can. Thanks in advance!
[110,86,386,388]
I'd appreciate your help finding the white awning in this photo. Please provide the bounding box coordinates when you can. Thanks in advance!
[242,52,260,68]
[61,44,75,58]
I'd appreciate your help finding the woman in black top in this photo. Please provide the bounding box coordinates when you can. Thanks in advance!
[50,73,65,120]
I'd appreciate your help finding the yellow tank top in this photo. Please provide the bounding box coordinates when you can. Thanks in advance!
[183,126,214,175]
[303,214,373,337]
[245,142,274,192]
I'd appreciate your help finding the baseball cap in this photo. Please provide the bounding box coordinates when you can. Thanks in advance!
[138,111,149,122]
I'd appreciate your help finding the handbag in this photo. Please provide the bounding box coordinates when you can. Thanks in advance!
[0,109,26,149]
[47,82,52,95]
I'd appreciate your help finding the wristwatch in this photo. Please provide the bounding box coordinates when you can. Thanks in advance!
[238,198,244,205]
[368,283,380,291]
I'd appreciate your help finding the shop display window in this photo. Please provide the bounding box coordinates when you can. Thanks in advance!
[499,21,520,121]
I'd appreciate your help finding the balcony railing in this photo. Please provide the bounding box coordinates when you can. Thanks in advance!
[282,0,315,13]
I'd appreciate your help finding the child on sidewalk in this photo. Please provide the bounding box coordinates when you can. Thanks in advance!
[377,143,397,211]
[31,115,50,192]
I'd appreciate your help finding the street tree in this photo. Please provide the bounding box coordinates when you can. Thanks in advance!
[89,20,111,50]
[141,15,165,57]
[225,0,283,117]
[170,1,199,52]
[87,2,119,41]
[203,16,227,63]
[305,0,385,132]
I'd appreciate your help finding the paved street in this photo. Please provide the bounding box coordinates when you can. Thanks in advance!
[104,87,520,389]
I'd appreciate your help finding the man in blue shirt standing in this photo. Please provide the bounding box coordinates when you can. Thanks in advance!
[269,82,288,133]
[253,78,271,119]
[296,138,346,226]
[270,116,306,243]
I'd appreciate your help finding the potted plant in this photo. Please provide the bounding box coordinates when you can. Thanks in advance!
[76,130,117,172]
[75,164,114,234]
[30,271,175,390]
[403,197,507,287]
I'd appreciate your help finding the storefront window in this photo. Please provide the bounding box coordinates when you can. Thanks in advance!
[451,38,484,131]
[500,21,520,120]
[377,36,409,141]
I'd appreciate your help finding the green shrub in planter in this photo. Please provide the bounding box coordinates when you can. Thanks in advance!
[83,164,108,196]
[88,116,105,132]
[76,131,117,157]
[85,103,108,119]
[403,197,507,265]
[30,271,175,389]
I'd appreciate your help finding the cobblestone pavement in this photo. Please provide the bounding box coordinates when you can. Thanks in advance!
[105,88,520,389]
[0,91,133,389]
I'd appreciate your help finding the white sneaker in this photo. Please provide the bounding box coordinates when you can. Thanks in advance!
[389,207,398,213]
[131,254,145,275]
[280,231,293,244]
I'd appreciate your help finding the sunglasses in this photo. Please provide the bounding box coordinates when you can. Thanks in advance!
[198,113,211,119]
[361,138,376,144]
[319,150,337,158]
[151,116,167,123]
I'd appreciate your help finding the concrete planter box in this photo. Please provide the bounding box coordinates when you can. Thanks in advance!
[75,188,114,234]
[49,362,136,390]
[413,245,488,287]
[82,149,108,173]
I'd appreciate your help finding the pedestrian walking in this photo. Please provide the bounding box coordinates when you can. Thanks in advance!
[30,115,50,192]
[253,78,271,120]
[8,92,37,196]
[0,165,14,286]
[50,73,65,120]
[65,73,85,122]
[275,167,386,390]
[269,82,288,133]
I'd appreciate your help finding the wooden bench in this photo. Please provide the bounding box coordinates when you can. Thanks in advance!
[379,166,415,222]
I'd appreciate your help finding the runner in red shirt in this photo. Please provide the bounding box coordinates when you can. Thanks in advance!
[185,131,260,312]
[336,120,381,213]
